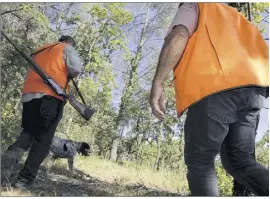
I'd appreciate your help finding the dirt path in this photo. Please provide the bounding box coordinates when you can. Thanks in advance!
[1,165,185,196]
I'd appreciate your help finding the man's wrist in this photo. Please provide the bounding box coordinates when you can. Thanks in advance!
[152,79,164,87]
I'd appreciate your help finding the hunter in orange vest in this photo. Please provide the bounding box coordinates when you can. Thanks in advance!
[150,3,269,196]
[1,36,83,188]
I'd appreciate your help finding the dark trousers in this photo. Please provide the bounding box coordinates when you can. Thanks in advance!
[184,86,269,196]
[4,95,65,182]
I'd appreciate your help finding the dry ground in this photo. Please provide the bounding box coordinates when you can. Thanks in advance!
[1,155,189,196]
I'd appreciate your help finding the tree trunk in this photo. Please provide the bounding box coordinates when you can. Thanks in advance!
[110,6,150,161]
[154,123,163,171]
[110,123,123,161]
[110,138,119,161]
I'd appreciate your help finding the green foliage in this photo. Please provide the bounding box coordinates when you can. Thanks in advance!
[1,3,268,196]
[227,3,269,32]
[256,131,269,167]
[216,163,233,196]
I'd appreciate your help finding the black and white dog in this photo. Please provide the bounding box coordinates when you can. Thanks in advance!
[45,136,92,173]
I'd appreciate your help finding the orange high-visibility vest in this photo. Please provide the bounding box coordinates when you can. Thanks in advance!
[173,3,269,117]
[22,42,70,101]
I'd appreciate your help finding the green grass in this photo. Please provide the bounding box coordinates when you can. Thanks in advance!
[1,155,189,196]
[74,156,189,194]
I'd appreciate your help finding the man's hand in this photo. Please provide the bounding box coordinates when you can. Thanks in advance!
[150,83,166,121]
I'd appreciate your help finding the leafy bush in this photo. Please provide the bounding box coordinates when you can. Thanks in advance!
[216,163,233,196]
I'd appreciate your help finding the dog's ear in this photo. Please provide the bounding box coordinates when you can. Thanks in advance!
[81,142,90,149]
[80,142,91,156]
[63,143,68,151]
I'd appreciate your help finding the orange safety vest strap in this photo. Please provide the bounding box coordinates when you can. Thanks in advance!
[30,43,60,56]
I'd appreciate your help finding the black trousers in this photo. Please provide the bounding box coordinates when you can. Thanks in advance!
[184,86,269,196]
[6,95,65,182]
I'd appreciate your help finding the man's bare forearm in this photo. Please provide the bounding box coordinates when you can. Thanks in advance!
[153,25,189,86]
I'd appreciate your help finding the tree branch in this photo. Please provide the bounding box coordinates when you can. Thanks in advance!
[262,18,269,24]
[11,12,23,20]
[1,8,23,16]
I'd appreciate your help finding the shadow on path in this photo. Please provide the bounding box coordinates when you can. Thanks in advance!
[2,163,185,196]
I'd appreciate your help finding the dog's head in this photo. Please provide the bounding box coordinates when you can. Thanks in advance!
[76,142,92,156]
